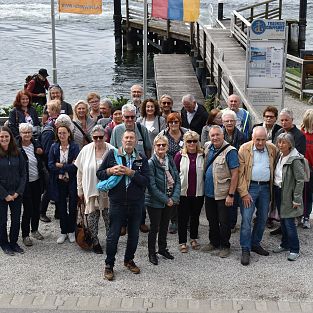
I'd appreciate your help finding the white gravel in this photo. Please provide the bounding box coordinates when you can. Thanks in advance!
[1,202,312,302]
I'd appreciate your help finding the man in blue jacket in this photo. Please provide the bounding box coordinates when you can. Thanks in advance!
[97,129,150,281]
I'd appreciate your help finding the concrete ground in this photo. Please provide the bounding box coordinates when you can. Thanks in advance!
[0,202,313,312]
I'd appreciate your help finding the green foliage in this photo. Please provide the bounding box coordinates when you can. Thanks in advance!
[107,96,129,108]
[0,103,44,117]
[0,105,13,117]
[33,103,44,116]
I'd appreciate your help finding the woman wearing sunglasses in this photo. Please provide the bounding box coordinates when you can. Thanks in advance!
[174,131,204,253]
[145,134,181,265]
[158,112,187,234]
[75,125,114,253]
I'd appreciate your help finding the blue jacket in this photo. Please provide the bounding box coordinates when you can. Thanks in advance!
[145,154,181,208]
[96,147,149,204]
[48,141,79,201]
[8,106,41,138]
[0,150,26,200]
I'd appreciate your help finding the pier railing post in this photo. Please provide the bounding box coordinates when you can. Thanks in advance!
[265,3,269,19]
[278,0,282,19]
[210,43,214,82]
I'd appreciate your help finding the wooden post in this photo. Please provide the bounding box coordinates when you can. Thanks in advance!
[114,0,122,51]
[229,81,234,95]
[278,0,282,19]
[166,19,170,38]
[196,23,200,56]
[301,61,305,99]
[217,64,222,99]
[250,7,253,22]
[265,3,269,19]
[210,43,214,82]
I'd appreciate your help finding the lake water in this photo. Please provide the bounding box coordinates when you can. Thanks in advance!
[0,0,312,107]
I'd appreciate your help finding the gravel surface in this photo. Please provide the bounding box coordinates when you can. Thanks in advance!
[0,203,312,302]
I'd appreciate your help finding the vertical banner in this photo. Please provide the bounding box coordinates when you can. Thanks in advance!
[58,0,102,14]
[152,0,199,22]
[168,0,183,21]
[151,0,168,19]
[183,0,200,22]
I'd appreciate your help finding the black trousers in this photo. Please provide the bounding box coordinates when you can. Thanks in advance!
[205,196,231,248]
[21,179,42,238]
[147,205,172,254]
[178,196,204,244]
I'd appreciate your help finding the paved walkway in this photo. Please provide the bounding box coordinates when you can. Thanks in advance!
[0,295,313,312]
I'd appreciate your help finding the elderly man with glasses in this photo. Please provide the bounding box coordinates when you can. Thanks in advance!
[110,103,152,233]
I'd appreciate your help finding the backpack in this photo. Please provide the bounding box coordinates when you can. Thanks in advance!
[24,74,37,89]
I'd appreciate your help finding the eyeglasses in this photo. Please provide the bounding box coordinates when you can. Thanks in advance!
[264,115,275,119]
[223,120,235,123]
[168,120,179,125]
[93,135,104,140]
[186,140,198,144]
[155,143,167,147]
[124,115,136,120]
[162,101,171,105]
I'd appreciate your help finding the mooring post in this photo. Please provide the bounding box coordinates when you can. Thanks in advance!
[114,0,122,50]
[298,0,307,52]
[218,0,224,20]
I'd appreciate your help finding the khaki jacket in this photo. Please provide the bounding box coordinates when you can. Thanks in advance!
[237,141,277,198]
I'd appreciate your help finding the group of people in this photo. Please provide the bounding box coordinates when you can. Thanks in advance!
[0,78,312,282]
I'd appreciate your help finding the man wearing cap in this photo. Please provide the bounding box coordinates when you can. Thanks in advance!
[26,68,50,106]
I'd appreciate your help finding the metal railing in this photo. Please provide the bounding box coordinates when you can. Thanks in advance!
[194,22,260,122]
[230,0,282,47]
[286,54,313,98]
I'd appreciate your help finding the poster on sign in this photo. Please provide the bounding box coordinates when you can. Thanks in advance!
[58,0,102,14]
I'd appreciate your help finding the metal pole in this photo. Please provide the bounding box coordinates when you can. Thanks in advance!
[218,0,224,21]
[114,0,122,51]
[298,0,307,51]
[143,0,148,98]
[51,0,57,83]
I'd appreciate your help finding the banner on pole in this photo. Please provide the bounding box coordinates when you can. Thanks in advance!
[58,0,102,15]
[152,0,200,22]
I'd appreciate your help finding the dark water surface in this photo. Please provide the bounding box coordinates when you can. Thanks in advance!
[0,0,312,107]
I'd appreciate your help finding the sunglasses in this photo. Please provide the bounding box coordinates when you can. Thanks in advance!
[162,101,171,105]
[48,84,61,90]
[124,115,136,120]
[93,135,104,140]
[186,140,198,144]
[168,120,179,125]
[155,143,167,147]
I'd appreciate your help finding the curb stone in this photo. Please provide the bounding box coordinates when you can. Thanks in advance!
[1,295,313,312]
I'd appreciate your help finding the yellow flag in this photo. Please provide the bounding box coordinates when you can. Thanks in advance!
[183,0,200,22]
[58,0,102,15]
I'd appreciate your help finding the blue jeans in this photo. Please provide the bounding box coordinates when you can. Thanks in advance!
[281,218,300,253]
[106,200,142,267]
[0,196,22,246]
[240,182,270,251]
[274,186,300,253]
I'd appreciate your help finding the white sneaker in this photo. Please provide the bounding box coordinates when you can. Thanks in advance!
[287,252,300,261]
[68,232,76,243]
[303,218,311,229]
[57,234,67,244]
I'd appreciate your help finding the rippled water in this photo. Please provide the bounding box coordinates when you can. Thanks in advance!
[0,0,312,107]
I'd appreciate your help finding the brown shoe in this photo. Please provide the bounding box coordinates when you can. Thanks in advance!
[140,224,149,233]
[124,260,140,274]
[120,226,127,236]
[104,265,114,281]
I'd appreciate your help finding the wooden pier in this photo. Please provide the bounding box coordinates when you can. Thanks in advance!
[154,54,205,111]
[122,0,313,123]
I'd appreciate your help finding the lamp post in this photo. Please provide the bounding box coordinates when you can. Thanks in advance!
[51,0,57,83]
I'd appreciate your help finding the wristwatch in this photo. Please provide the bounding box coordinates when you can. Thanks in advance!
[228,193,234,198]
